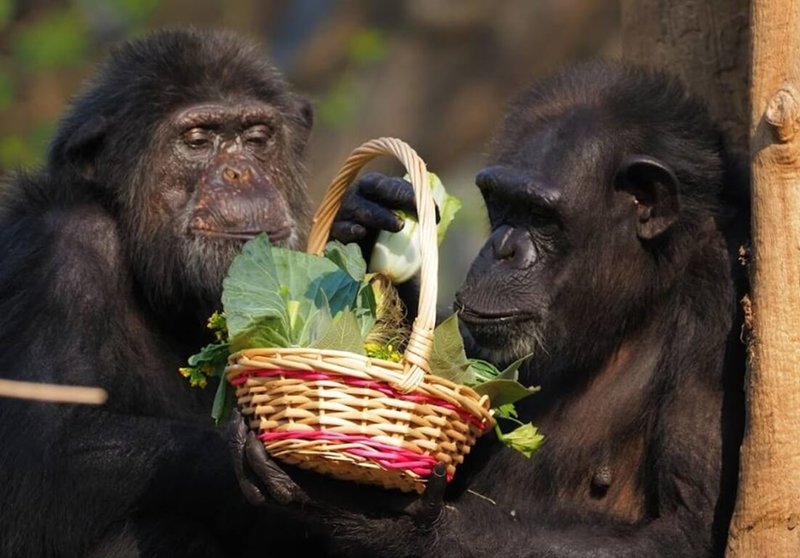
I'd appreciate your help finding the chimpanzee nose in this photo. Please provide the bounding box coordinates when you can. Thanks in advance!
[222,165,252,185]
[476,165,527,192]
[491,225,536,269]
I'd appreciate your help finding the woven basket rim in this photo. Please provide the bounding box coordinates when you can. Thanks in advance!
[226,346,494,426]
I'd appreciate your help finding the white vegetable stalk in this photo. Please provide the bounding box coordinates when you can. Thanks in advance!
[369,173,461,284]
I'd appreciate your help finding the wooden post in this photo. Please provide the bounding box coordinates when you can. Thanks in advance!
[727,1,800,555]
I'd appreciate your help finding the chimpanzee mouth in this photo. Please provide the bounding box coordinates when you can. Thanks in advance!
[455,302,535,325]
[190,227,291,242]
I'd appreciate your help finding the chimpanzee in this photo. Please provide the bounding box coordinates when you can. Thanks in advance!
[0,29,319,557]
[231,61,748,557]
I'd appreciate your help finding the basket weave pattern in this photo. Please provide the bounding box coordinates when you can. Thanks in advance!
[225,138,493,493]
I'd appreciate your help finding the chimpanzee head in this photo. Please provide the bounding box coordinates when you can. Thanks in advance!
[456,61,726,381]
[48,28,313,315]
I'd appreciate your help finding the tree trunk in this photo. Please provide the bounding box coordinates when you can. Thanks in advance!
[726,1,800,555]
[621,0,750,155]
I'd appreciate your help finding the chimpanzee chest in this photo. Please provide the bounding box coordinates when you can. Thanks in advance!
[526,350,655,523]
[530,412,649,523]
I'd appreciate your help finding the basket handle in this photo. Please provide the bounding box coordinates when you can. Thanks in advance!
[306,138,437,392]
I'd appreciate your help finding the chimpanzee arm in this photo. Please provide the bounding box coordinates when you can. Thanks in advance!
[0,207,246,554]
[296,375,731,558]
[1,399,247,555]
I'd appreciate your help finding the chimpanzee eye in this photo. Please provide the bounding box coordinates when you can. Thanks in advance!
[182,128,213,149]
[243,125,274,147]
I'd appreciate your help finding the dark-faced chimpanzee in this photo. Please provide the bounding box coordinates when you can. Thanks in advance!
[0,28,319,557]
[230,61,747,557]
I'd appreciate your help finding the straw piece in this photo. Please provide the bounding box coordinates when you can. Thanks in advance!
[0,378,108,405]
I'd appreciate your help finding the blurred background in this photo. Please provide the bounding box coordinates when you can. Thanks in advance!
[0,0,620,305]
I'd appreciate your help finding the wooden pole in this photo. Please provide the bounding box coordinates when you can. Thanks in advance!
[727,1,800,555]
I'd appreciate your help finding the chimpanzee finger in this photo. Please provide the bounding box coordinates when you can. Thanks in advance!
[406,463,447,527]
[227,408,268,506]
[359,174,442,223]
[359,174,418,215]
[339,194,405,233]
[244,431,308,505]
[330,221,367,244]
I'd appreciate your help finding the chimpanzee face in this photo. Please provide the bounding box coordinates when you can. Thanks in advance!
[131,98,313,307]
[45,28,315,326]
[168,102,299,246]
[456,110,682,368]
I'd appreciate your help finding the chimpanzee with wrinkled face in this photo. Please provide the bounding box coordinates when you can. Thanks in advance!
[233,61,747,557]
[0,29,320,556]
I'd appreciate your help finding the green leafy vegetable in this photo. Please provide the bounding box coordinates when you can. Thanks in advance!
[211,376,234,425]
[179,340,230,388]
[222,235,362,348]
[325,241,367,281]
[427,315,542,458]
[496,423,545,458]
[221,235,285,338]
[429,314,474,385]
[430,173,462,245]
[473,380,541,408]
[494,403,518,420]
[310,311,367,355]
[493,401,545,458]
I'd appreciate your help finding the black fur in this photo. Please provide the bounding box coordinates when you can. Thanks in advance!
[318,61,747,557]
[0,28,318,557]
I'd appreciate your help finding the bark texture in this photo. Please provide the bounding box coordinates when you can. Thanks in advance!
[621,0,750,155]
[727,1,800,556]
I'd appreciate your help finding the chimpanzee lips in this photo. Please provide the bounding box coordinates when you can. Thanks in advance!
[455,299,535,325]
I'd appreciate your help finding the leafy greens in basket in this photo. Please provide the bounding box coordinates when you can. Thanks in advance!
[182,235,543,458]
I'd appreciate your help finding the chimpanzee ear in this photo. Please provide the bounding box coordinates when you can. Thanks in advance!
[292,96,313,152]
[615,155,681,240]
[64,114,108,182]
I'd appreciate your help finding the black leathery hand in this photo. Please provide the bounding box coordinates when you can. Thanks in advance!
[227,408,268,506]
[406,463,447,528]
[244,431,308,505]
[360,173,441,224]
[359,173,418,215]
[330,221,367,244]
[338,187,405,233]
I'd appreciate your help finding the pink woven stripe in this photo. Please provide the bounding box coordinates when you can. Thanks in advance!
[259,430,450,479]
[232,368,488,431]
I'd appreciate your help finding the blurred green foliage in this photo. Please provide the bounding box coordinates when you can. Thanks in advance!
[86,0,161,24]
[0,70,14,111]
[348,28,388,65]
[317,27,388,129]
[12,9,89,71]
[0,0,159,171]
[0,0,12,27]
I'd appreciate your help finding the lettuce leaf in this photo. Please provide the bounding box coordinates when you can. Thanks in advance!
[310,310,366,355]
[429,314,474,385]
[222,234,362,347]
[221,234,286,339]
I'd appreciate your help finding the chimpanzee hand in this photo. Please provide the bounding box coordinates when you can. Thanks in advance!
[227,408,308,507]
[227,408,448,544]
[330,172,418,260]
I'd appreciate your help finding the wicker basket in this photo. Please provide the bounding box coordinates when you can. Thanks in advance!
[225,138,494,493]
